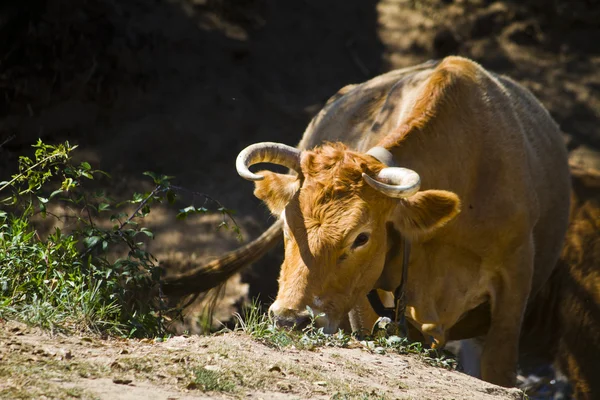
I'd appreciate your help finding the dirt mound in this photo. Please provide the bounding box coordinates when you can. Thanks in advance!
[0,320,525,399]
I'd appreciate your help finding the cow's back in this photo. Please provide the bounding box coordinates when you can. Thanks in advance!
[297,60,440,151]
[490,73,571,296]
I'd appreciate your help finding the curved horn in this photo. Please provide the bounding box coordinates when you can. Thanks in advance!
[236,142,302,181]
[362,167,421,198]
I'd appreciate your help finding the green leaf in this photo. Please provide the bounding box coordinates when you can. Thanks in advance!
[83,236,101,249]
[49,189,63,199]
[98,203,111,212]
[39,200,47,218]
[80,171,93,180]
[143,171,158,180]
[166,190,176,205]
[140,228,154,239]
[61,177,75,191]
[131,192,144,203]
[80,161,91,171]
[110,212,127,222]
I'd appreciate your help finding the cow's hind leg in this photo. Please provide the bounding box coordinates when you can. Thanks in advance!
[445,338,484,378]
[481,238,534,387]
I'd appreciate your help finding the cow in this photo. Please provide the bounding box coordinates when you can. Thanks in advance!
[519,163,600,399]
[164,56,572,388]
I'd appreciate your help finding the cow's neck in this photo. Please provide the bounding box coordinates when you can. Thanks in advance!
[367,224,411,328]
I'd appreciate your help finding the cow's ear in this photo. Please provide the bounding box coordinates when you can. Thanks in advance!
[397,190,461,236]
[253,171,300,216]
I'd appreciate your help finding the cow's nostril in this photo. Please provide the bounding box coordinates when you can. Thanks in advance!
[273,314,310,330]
[293,314,310,330]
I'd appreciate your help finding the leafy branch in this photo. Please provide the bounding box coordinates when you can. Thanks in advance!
[0,140,240,337]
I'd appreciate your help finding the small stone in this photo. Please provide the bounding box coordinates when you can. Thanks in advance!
[276,381,292,391]
[268,365,282,373]
[111,361,124,370]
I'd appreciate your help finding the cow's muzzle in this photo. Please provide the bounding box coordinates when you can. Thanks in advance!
[269,302,312,330]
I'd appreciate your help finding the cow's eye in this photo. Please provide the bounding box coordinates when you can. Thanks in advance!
[352,233,370,249]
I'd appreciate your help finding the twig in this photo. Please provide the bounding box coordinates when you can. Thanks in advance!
[119,186,164,230]
[0,151,66,193]
[345,38,370,78]
[170,185,240,228]
[0,135,15,150]
[78,57,97,94]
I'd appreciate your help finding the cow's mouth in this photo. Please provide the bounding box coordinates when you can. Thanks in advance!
[269,301,340,334]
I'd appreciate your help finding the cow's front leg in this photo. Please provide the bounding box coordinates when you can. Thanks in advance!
[347,293,383,337]
[481,240,534,387]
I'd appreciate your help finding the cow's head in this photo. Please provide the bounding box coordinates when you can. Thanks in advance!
[237,142,460,333]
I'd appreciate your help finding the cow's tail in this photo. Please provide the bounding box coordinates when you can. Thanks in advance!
[161,220,283,297]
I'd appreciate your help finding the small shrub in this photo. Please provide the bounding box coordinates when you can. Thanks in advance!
[0,139,237,337]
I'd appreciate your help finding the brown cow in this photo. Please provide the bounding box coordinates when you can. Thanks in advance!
[165,57,572,387]
[519,163,600,399]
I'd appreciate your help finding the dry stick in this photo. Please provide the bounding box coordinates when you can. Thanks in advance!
[0,135,15,149]
[0,152,64,193]
[346,39,370,78]
[170,184,240,229]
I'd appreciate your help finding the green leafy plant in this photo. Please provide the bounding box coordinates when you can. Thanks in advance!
[233,299,456,370]
[366,334,457,370]
[0,139,238,337]
[234,301,352,350]
[233,298,296,349]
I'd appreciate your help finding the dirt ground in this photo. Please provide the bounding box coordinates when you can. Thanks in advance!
[1,0,599,398]
[0,319,527,400]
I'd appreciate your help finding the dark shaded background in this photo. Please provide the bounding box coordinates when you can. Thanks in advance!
[1,0,599,323]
